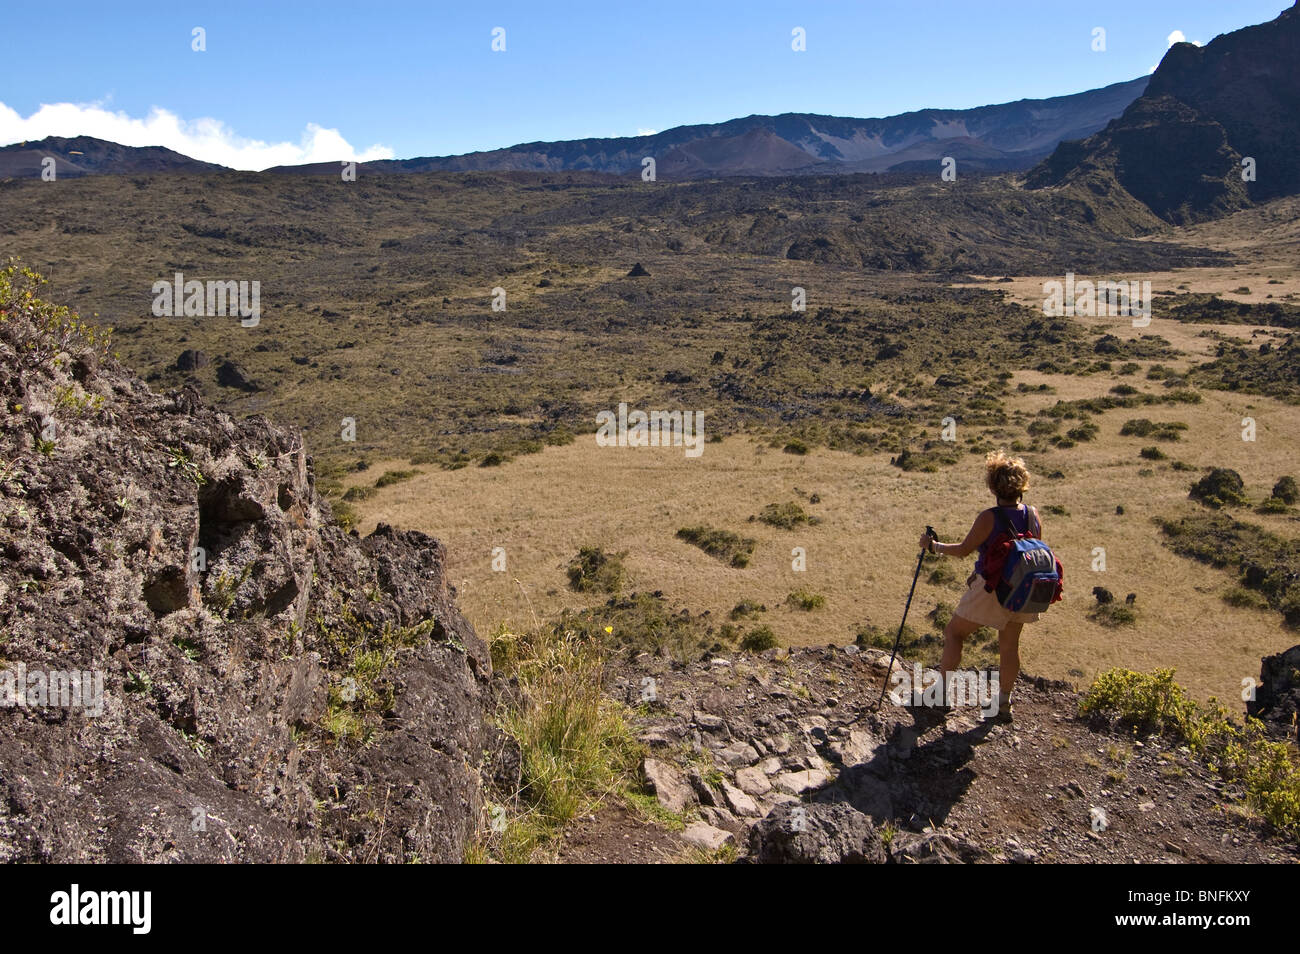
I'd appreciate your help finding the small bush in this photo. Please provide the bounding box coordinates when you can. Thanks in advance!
[925,558,960,587]
[730,599,766,620]
[1224,586,1269,609]
[785,589,825,611]
[1089,602,1136,627]
[566,547,628,594]
[485,623,641,861]
[757,501,814,530]
[1189,468,1249,509]
[929,601,954,631]
[1273,476,1298,505]
[374,468,420,488]
[0,262,113,373]
[1080,668,1196,736]
[330,498,360,532]
[1066,421,1100,442]
[1139,446,1166,461]
[1120,418,1187,441]
[1081,668,1300,836]
[740,626,779,653]
[676,526,756,568]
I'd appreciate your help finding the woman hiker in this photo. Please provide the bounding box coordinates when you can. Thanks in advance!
[916,450,1043,724]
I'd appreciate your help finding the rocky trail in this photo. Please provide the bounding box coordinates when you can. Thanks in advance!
[557,646,1298,863]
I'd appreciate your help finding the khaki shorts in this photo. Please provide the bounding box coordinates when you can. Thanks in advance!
[954,572,1040,629]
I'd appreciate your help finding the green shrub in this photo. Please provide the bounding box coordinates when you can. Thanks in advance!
[740,626,779,652]
[1120,418,1187,441]
[785,589,825,611]
[1223,587,1269,609]
[730,599,766,620]
[1066,421,1100,442]
[676,526,756,568]
[0,262,113,373]
[329,498,360,532]
[892,446,958,472]
[757,501,814,529]
[342,485,378,502]
[1156,510,1300,625]
[1189,468,1249,509]
[374,468,420,488]
[544,426,576,446]
[1273,476,1298,505]
[1139,446,1166,461]
[566,547,628,594]
[1079,668,1197,736]
[1081,668,1300,835]
[1088,602,1137,627]
[544,592,710,664]
[486,623,641,861]
[926,558,959,586]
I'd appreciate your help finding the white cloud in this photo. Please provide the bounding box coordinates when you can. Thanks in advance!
[1166,29,1201,48]
[1153,29,1203,71]
[0,101,394,170]
[636,128,658,137]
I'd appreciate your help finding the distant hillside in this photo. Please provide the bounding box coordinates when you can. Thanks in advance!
[1028,2,1300,223]
[0,135,226,178]
[269,77,1149,180]
[0,79,1147,183]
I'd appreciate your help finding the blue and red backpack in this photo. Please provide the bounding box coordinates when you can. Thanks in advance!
[982,506,1064,614]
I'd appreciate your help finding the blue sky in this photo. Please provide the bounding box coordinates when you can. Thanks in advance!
[0,0,1289,168]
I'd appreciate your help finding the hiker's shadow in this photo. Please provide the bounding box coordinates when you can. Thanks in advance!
[813,717,993,827]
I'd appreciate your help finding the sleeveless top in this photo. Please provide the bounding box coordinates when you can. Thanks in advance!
[974,504,1037,578]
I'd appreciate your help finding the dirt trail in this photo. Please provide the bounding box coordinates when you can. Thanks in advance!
[557,646,1296,863]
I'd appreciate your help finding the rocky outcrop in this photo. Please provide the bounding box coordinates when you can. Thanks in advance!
[748,802,887,864]
[1248,644,1300,741]
[1028,3,1300,223]
[0,299,489,862]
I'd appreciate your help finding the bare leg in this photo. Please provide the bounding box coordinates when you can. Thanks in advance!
[941,614,981,705]
[997,621,1024,702]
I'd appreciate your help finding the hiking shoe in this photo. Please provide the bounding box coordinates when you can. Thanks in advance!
[982,702,1014,724]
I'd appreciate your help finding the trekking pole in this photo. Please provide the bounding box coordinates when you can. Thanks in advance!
[873,525,937,711]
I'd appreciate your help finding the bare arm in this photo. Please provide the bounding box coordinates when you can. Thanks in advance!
[918,510,994,558]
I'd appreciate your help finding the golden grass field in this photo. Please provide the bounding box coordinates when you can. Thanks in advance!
[345,200,1300,704]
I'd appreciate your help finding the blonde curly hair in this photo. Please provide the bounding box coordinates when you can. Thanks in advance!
[986,450,1031,501]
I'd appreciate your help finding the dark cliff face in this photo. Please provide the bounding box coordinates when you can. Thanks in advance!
[0,283,489,862]
[1028,3,1300,223]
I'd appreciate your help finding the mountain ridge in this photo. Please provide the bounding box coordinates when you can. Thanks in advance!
[0,77,1149,181]
[1027,1,1300,223]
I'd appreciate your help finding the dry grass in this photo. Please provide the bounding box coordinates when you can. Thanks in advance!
[350,359,1298,702]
